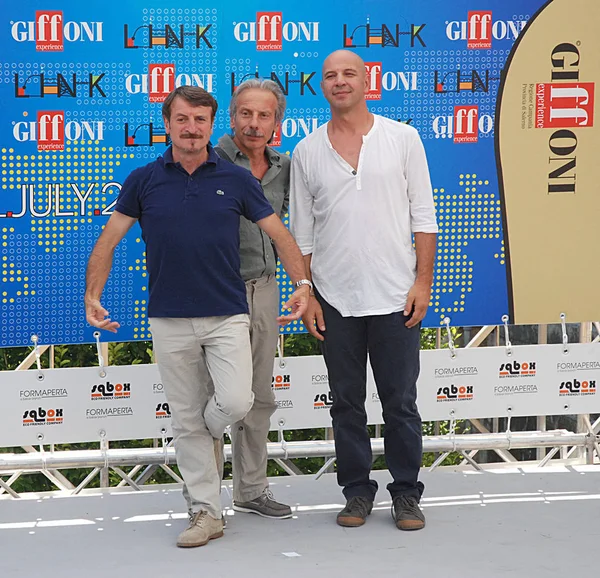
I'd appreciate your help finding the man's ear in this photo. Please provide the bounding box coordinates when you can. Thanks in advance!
[163,117,171,135]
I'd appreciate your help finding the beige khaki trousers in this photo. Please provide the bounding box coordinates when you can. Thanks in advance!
[150,314,254,518]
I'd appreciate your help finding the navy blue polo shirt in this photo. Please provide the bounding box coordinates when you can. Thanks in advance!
[115,145,274,318]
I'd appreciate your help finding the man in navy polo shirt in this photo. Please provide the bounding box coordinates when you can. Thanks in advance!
[84,86,311,549]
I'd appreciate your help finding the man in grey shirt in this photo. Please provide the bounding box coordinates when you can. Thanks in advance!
[213,79,292,518]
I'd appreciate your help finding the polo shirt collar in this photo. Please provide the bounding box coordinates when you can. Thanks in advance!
[162,144,219,167]
[206,144,219,165]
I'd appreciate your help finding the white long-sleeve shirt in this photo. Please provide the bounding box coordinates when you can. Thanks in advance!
[290,114,438,317]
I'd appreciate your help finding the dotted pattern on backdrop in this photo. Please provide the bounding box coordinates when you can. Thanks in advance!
[0,2,544,347]
[431,173,503,323]
[1,143,135,346]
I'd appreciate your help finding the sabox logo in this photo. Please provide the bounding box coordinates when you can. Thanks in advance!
[436,384,474,402]
[314,392,333,409]
[271,373,290,390]
[156,402,171,419]
[91,380,131,400]
[11,11,104,52]
[535,83,594,129]
[23,407,64,426]
[499,361,537,378]
[559,379,596,396]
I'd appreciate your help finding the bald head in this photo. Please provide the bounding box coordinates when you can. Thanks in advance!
[320,50,369,113]
[322,50,366,80]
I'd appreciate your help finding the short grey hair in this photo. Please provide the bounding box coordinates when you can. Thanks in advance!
[229,79,286,125]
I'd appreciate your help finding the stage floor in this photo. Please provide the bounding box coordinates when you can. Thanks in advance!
[2,465,599,577]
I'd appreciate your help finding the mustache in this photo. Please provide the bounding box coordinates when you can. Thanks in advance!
[243,128,265,137]
[181,133,202,139]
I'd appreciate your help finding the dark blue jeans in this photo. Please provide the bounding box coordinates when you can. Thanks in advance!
[316,292,425,502]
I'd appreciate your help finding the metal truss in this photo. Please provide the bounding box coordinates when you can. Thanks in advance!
[2,430,599,497]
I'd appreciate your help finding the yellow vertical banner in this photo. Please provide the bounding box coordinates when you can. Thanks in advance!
[497,0,599,323]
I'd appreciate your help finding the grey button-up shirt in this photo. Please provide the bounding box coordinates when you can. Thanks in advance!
[215,134,290,281]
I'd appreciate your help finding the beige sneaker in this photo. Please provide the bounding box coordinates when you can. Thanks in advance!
[214,437,224,481]
[177,511,224,548]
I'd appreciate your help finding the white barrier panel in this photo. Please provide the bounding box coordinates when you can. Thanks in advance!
[1,343,599,446]
[273,344,600,428]
[412,344,600,421]
[0,364,169,446]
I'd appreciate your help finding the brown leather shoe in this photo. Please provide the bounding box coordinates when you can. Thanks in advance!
[336,496,373,527]
[392,495,425,531]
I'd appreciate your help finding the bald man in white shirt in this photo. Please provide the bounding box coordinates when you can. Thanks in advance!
[290,50,437,531]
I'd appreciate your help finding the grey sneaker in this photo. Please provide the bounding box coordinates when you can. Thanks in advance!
[177,510,224,548]
[392,495,425,531]
[336,496,374,527]
[233,488,292,519]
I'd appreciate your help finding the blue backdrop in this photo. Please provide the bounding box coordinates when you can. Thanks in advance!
[0,0,546,346]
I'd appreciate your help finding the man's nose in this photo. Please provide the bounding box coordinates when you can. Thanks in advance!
[185,119,199,132]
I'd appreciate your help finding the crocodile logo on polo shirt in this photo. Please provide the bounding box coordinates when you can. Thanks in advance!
[216,189,225,195]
